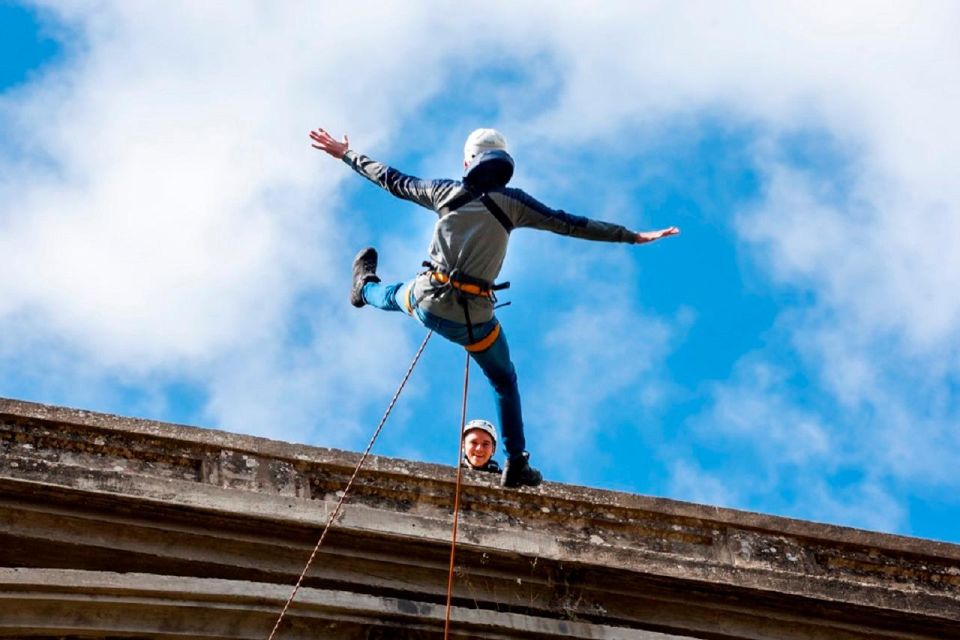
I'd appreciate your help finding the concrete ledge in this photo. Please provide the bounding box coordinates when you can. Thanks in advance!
[2,396,960,640]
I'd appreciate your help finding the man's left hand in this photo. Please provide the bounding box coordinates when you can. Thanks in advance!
[309,128,349,159]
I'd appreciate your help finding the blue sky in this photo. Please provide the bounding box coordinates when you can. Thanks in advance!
[2,1,960,543]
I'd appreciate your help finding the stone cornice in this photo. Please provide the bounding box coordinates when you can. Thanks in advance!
[2,396,959,639]
[0,568,686,640]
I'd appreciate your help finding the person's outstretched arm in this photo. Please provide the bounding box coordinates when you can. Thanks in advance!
[309,127,455,211]
[502,188,680,245]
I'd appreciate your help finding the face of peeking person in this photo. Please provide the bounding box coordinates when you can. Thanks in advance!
[463,429,495,468]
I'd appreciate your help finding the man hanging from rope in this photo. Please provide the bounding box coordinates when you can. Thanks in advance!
[309,127,679,488]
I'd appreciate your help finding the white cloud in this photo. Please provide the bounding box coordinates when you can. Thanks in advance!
[0,2,453,365]
[740,160,960,355]
[700,358,834,466]
[0,2,475,436]
[201,308,415,445]
[665,353,909,531]
[524,289,678,479]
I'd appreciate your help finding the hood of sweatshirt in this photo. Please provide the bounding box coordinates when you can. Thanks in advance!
[463,149,514,191]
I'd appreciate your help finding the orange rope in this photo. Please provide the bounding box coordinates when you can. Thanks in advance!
[443,350,470,639]
[267,330,433,640]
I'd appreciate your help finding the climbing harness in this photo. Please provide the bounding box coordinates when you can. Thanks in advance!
[400,261,510,348]
[420,261,510,348]
[426,264,508,299]
[266,330,433,640]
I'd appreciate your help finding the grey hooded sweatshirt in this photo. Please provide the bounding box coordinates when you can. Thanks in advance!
[342,149,639,325]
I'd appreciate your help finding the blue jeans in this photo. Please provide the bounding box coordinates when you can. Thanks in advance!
[363,281,525,457]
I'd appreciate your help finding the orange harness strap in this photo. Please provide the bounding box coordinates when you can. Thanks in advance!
[402,283,416,315]
[465,322,501,353]
[409,266,506,354]
[429,271,493,298]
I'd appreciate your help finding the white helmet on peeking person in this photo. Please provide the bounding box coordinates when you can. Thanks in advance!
[462,418,498,447]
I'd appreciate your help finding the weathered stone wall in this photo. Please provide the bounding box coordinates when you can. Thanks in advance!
[1,397,958,639]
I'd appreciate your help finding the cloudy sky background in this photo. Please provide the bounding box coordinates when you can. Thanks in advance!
[2,1,959,542]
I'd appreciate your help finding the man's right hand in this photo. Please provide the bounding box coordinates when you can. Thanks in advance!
[309,128,349,159]
[635,226,680,244]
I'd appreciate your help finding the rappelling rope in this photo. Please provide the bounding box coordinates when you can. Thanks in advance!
[266,330,434,640]
[443,351,470,640]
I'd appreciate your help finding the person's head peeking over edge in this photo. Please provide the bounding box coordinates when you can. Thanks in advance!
[462,418,500,472]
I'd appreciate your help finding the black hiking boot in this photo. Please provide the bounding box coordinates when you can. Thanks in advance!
[351,247,381,308]
[501,451,542,488]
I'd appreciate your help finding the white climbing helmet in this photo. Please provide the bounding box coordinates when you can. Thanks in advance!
[462,418,498,447]
[463,128,508,164]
